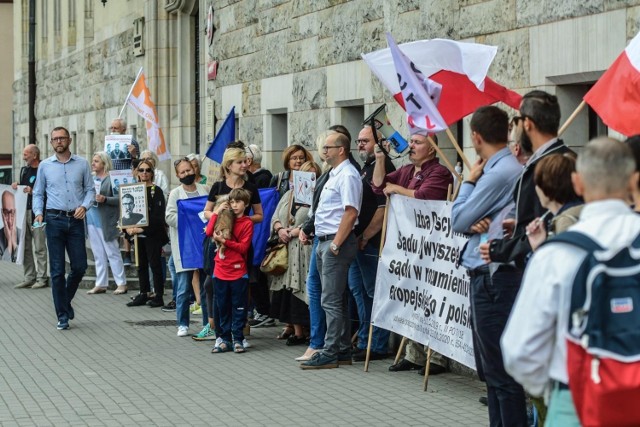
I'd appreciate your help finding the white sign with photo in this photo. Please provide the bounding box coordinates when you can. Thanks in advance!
[104,134,133,161]
[109,169,135,197]
[0,185,28,264]
[372,195,475,370]
[292,170,316,205]
[119,183,148,229]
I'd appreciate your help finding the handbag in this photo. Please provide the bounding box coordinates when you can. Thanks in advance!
[259,243,288,275]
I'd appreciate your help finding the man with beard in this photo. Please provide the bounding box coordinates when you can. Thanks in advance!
[452,106,526,426]
[372,131,453,375]
[479,90,573,268]
[349,125,395,362]
[33,126,95,330]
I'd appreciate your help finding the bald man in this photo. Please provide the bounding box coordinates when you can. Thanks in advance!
[11,145,48,287]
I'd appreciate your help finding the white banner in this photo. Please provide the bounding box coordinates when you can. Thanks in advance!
[372,195,475,370]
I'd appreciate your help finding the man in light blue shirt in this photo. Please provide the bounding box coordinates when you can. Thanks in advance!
[451,106,526,427]
[33,126,95,330]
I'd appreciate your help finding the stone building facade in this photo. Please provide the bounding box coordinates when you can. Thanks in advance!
[12,0,640,184]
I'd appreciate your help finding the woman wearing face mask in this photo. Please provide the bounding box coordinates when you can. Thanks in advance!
[166,158,210,336]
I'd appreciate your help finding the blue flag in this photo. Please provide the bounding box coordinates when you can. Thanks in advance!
[205,106,235,163]
[177,188,280,269]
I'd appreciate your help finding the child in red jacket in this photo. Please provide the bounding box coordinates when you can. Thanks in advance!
[205,188,254,353]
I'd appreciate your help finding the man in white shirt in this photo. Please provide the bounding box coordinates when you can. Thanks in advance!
[300,132,362,369]
[502,137,640,426]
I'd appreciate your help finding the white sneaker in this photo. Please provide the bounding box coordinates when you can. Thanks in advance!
[177,326,189,337]
[243,338,251,348]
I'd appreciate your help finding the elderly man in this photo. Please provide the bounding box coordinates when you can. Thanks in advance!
[349,125,396,361]
[372,131,453,375]
[0,191,20,262]
[503,137,640,426]
[245,144,273,189]
[12,144,49,288]
[109,118,139,170]
[451,106,526,426]
[33,126,95,330]
[300,131,362,369]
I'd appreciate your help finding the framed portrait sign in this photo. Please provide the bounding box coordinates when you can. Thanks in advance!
[119,183,148,229]
[105,134,133,161]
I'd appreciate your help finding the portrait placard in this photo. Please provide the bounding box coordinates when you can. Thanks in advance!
[292,170,316,205]
[0,185,28,264]
[119,183,148,229]
[109,169,134,197]
[104,134,133,161]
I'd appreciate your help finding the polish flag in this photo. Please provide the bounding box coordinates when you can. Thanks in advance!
[362,39,522,125]
[386,32,447,134]
[584,32,640,137]
[125,69,171,161]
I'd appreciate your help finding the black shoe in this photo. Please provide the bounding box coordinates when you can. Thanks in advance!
[389,359,422,372]
[161,300,176,312]
[285,335,307,346]
[127,293,148,307]
[353,349,387,362]
[148,297,164,308]
[479,396,488,406]
[418,363,448,376]
[338,350,352,366]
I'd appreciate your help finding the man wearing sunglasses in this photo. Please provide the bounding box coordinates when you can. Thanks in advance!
[33,126,95,331]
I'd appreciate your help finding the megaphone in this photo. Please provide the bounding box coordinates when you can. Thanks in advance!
[362,104,409,154]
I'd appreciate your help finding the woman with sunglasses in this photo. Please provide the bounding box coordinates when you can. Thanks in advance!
[166,158,210,336]
[126,159,169,308]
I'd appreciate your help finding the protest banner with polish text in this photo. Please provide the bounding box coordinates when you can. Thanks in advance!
[372,195,475,370]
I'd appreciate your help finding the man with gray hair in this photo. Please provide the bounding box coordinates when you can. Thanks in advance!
[12,144,49,288]
[502,137,640,425]
[109,118,139,170]
[245,144,273,189]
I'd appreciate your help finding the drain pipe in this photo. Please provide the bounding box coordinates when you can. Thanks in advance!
[28,0,36,145]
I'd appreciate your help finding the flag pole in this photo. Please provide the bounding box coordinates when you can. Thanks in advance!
[445,128,471,170]
[428,136,462,182]
[118,67,144,119]
[558,100,587,137]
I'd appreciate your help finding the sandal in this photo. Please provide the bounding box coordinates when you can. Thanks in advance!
[276,326,294,340]
[234,343,246,353]
[114,285,128,295]
[211,342,229,353]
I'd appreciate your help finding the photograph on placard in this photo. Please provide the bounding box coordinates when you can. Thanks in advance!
[0,185,28,264]
[109,169,134,197]
[119,182,148,228]
[292,170,316,205]
[105,134,134,161]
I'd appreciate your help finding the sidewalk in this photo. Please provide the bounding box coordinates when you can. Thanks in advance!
[0,261,488,426]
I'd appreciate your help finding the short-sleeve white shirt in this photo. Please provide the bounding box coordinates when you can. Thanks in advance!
[314,159,362,236]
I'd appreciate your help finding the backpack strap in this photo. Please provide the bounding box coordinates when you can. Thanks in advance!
[541,230,604,253]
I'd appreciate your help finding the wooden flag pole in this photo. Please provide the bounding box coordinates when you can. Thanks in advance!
[446,183,452,202]
[134,234,139,267]
[394,336,407,365]
[445,128,471,170]
[428,136,462,182]
[364,323,375,373]
[451,179,463,202]
[423,347,433,392]
[558,100,587,137]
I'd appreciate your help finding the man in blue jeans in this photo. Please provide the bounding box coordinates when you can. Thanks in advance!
[33,126,95,330]
[349,125,395,362]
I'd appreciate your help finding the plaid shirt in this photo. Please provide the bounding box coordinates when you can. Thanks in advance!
[111,139,140,170]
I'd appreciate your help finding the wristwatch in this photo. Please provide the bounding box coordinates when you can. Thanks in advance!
[330,242,340,253]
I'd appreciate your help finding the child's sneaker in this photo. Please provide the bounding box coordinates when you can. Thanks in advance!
[192,324,216,341]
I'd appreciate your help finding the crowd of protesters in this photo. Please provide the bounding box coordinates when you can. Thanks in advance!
[11,90,640,426]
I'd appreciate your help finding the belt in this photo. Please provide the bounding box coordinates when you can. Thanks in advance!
[554,381,569,390]
[317,234,336,242]
[468,265,490,279]
[47,209,77,217]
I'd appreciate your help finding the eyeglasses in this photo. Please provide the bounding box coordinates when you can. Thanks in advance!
[138,168,152,173]
[2,209,15,216]
[290,156,306,161]
[173,157,190,167]
[322,145,341,152]
[50,137,69,143]
[355,139,370,145]
[122,202,134,206]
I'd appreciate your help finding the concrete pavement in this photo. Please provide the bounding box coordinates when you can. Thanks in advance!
[0,261,489,426]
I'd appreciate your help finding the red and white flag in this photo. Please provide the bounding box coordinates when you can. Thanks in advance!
[386,33,447,134]
[362,38,522,125]
[584,32,640,137]
[125,69,171,161]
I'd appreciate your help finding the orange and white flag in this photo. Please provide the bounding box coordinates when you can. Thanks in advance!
[125,69,171,161]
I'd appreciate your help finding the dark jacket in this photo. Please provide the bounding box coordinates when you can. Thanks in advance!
[489,139,574,268]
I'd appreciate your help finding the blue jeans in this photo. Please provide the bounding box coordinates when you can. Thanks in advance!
[306,237,326,350]
[348,242,390,354]
[175,263,208,328]
[214,277,248,344]
[167,255,177,301]
[45,213,87,322]
[470,266,527,427]
[317,233,358,358]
